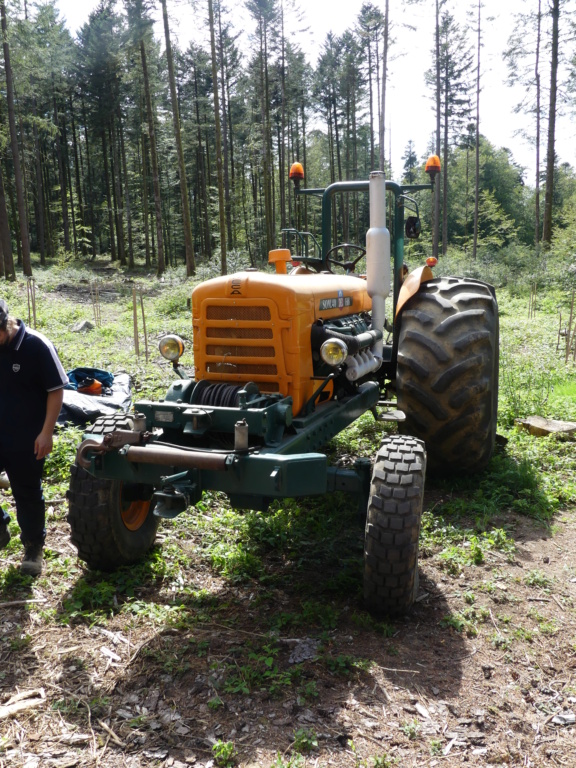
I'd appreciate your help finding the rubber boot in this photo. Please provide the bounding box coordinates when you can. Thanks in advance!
[21,543,43,576]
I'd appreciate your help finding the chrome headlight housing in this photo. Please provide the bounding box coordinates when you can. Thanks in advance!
[159,334,185,362]
[320,338,348,367]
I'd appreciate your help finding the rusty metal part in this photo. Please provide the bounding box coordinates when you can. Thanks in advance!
[76,439,106,469]
[395,265,434,318]
[102,429,150,449]
[75,430,150,470]
[76,429,229,472]
[124,445,228,471]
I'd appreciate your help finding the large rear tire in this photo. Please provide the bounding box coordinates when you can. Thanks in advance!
[363,435,426,616]
[67,414,159,570]
[396,276,498,472]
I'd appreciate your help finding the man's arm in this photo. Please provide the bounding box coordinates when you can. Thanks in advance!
[34,388,64,460]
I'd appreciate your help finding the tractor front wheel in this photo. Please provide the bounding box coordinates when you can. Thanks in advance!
[67,414,159,570]
[67,468,158,571]
[363,435,426,616]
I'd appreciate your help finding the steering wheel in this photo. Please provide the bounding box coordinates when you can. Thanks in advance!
[325,243,366,274]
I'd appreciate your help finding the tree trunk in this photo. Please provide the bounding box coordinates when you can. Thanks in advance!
[218,3,233,249]
[442,51,449,256]
[433,0,441,259]
[0,158,14,279]
[65,126,78,256]
[161,0,195,275]
[32,100,46,264]
[140,38,165,276]
[118,115,134,268]
[278,4,287,231]
[1,0,31,275]
[70,96,85,256]
[53,91,71,252]
[141,132,151,268]
[542,0,559,247]
[258,20,274,257]
[534,0,542,248]
[193,67,211,260]
[101,130,117,261]
[367,39,374,171]
[472,0,481,260]
[208,0,227,275]
[82,98,97,258]
[379,0,389,172]
[110,121,126,265]
[42,156,55,259]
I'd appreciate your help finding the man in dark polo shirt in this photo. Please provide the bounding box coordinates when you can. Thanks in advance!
[0,298,68,575]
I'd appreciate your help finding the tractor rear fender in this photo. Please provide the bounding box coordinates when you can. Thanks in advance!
[395,265,434,318]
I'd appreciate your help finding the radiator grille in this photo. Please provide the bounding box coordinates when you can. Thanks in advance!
[198,299,287,402]
[206,305,271,321]
[206,345,275,358]
[206,327,273,339]
[206,363,278,375]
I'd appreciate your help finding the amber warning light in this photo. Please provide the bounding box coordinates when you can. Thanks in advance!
[289,161,305,189]
[425,155,441,184]
[426,256,438,268]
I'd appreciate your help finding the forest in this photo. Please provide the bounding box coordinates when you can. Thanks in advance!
[0,0,574,282]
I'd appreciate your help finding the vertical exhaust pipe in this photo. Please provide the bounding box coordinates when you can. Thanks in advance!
[365,171,391,366]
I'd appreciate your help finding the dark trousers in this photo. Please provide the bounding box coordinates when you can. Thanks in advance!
[0,450,46,545]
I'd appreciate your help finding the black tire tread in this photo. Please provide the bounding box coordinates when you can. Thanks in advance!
[67,414,158,570]
[363,435,426,616]
[397,277,498,472]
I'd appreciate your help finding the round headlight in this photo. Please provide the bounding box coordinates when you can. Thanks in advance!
[320,338,348,367]
[159,334,185,361]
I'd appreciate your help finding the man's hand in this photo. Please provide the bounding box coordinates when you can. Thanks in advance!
[35,388,64,460]
[35,431,54,460]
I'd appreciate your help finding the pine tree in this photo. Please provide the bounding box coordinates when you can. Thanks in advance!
[0,0,31,275]
[426,9,473,254]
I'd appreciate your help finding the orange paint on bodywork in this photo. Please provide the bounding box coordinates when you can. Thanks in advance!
[395,265,434,318]
[192,270,372,416]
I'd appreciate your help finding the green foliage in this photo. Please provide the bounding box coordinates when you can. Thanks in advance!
[490,633,511,651]
[429,739,443,756]
[45,426,84,495]
[57,546,194,625]
[400,719,421,740]
[350,611,395,636]
[218,640,300,698]
[212,741,238,768]
[426,440,558,526]
[292,728,318,753]
[208,696,224,710]
[9,633,32,652]
[524,570,553,590]
[514,626,534,643]
[499,353,553,427]
[372,756,397,768]
[441,606,489,637]
[422,509,516,572]
[272,753,304,768]
[322,653,370,676]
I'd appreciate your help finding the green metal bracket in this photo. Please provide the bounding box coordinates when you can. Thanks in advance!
[294,179,433,315]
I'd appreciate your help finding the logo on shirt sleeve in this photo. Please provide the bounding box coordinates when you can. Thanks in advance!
[12,364,20,373]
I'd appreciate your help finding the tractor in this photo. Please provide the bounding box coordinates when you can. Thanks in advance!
[67,158,499,615]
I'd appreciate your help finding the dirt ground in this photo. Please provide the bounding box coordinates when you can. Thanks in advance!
[1,491,576,768]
